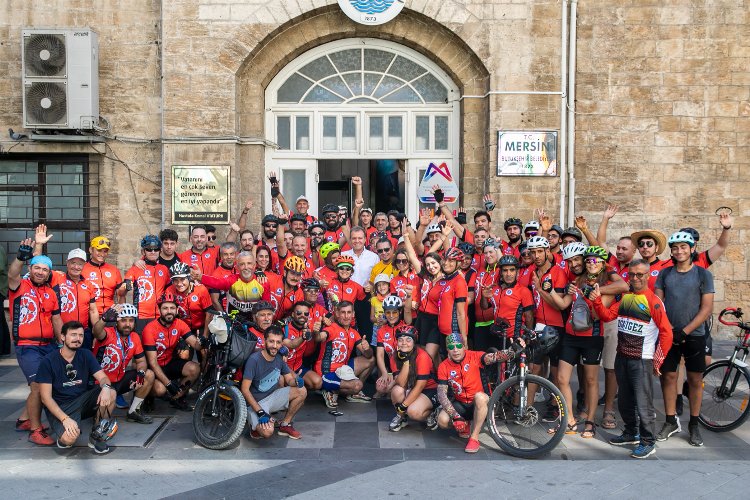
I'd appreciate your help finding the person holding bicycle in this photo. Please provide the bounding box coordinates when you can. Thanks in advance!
[436,332,524,453]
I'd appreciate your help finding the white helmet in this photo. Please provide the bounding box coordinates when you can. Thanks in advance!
[526,236,550,249]
[426,223,442,235]
[523,220,540,233]
[668,231,695,248]
[382,295,403,310]
[117,303,138,319]
[561,241,587,260]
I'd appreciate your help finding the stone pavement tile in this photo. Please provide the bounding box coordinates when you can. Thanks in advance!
[330,399,378,422]
[290,397,340,422]
[0,367,25,382]
[377,420,426,448]
[0,383,32,399]
[402,447,491,460]
[0,400,26,420]
[333,421,380,448]
[285,421,335,448]
[655,446,750,461]
[423,426,467,448]
[375,398,395,421]
[319,447,403,461]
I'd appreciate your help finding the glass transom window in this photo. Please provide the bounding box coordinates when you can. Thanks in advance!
[277,48,449,105]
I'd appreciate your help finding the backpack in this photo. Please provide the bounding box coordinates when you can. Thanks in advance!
[570,294,593,332]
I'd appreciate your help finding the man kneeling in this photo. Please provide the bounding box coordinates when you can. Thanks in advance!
[241,326,307,440]
[436,333,523,453]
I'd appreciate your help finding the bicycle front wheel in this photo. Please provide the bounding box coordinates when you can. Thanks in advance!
[485,374,566,458]
[699,359,750,432]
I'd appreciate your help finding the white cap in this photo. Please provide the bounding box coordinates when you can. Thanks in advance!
[67,248,87,261]
[374,273,391,285]
[296,195,309,203]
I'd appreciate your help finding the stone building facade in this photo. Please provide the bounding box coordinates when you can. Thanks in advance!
[0,1,747,333]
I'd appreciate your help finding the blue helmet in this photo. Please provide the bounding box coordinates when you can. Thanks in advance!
[140,234,162,249]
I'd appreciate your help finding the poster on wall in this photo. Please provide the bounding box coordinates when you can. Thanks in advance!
[171,166,230,224]
[337,0,405,26]
[417,161,459,203]
[497,131,558,176]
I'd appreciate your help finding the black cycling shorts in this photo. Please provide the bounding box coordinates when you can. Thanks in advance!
[162,356,190,380]
[415,312,441,347]
[661,335,707,373]
[558,334,604,366]
[705,333,713,356]
[452,400,476,420]
[113,369,139,395]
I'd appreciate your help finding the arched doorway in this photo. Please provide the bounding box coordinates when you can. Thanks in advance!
[264,38,460,221]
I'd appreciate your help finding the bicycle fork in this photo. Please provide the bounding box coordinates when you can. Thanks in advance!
[517,353,528,414]
[720,349,749,399]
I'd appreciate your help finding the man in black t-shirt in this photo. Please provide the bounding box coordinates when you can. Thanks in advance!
[37,321,117,454]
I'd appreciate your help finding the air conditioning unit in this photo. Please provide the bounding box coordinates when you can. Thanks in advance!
[22,28,99,130]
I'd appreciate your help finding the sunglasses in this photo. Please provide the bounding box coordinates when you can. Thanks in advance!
[526,231,538,236]
[310,232,325,237]
[208,235,216,241]
[520,252,531,257]
[304,287,320,292]
[377,248,392,254]
[293,310,310,316]
[446,342,464,350]
[65,363,77,381]
[145,247,160,252]
[264,224,278,229]
[584,258,601,265]
[96,238,111,247]
[337,266,353,271]
[630,272,649,279]
[638,240,655,248]
[395,259,408,264]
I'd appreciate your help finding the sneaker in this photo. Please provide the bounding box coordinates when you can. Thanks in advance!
[630,443,656,459]
[126,409,154,424]
[345,391,372,403]
[15,418,31,432]
[688,424,704,447]
[464,438,481,453]
[656,420,681,442]
[28,427,54,446]
[249,429,262,440]
[115,394,129,409]
[88,435,111,455]
[278,423,302,440]
[141,396,155,413]
[542,404,559,423]
[676,395,684,417]
[609,432,641,446]
[389,414,408,432]
[169,397,193,412]
[426,406,440,430]
[322,390,339,409]
[598,394,606,406]
[56,438,72,449]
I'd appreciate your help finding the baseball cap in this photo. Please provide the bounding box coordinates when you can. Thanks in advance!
[296,195,309,203]
[67,248,87,261]
[90,236,111,250]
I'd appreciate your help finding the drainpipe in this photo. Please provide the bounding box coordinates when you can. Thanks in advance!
[559,0,568,227]
[566,0,578,227]
[159,3,165,228]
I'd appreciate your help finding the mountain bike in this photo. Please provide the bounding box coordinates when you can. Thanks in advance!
[485,325,567,458]
[699,307,750,432]
[192,310,256,449]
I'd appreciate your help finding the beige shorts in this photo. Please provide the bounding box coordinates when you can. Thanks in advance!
[601,320,618,370]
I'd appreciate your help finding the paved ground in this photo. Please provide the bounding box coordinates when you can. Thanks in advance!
[2,341,750,499]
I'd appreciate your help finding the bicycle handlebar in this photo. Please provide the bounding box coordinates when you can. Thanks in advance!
[719,307,744,327]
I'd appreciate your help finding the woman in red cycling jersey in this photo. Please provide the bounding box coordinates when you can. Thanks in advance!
[255,245,283,292]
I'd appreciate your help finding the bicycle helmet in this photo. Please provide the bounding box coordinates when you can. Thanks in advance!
[561,227,583,241]
[91,417,118,442]
[300,277,321,289]
[319,242,340,260]
[668,231,695,248]
[140,234,161,249]
[584,245,609,261]
[457,242,475,256]
[252,300,275,314]
[498,255,520,268]
[504,217,523,230]
[483,237,499,249]
[261,214,278,225]
[561,241,587,261]
[382,295,403,310]
[157,291,178,307]
[289,213,307,224]
[284,255,306,272]
[549,224,564,236]
[678,227,700,244]
[444,247,465,261]
[169,261,191,279]
[535,325,560,355]
[523,221,540,233]
[394,324,418,341]
[117,303,138,318]
[526,236,550,249]
[321,203,339,215]
[335,255,355,268]
[308,221,326,233]
[425,223,442,235]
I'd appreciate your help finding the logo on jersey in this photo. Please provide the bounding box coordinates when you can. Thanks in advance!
[204,253,211,259]
[330,339,348,364]
[104,271,112,278]
[155,341,167,358]
[158,270,164,277]
[99,345,122,373]
[464,363,470,372]
[136,277,154,302]
[506,289,513,296]
[651,270,659,277]
[59,285,77,314]
[18,296,39,325]
[191,295,198,302]
[346,287,353,294]
[144,270,152,277]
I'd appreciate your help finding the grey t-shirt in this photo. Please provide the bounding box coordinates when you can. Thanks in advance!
[655,265,714,336]
[243,350,290,401]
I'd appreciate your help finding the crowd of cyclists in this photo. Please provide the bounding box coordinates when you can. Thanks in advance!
[5,171,734,458]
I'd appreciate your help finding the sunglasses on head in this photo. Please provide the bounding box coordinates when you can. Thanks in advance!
[446,342,464,350]
[65,363,77,381]
[377,247,392,254]
[638,240,655,248]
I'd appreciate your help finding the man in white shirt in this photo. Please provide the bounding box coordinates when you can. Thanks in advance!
[342,226,379,290]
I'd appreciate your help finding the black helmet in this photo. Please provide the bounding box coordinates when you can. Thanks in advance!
[321,204,339,215]
[308,221,326,232]
[535,326,560,355]
[504,217,523,230]
[457,242,475,256]
[549,224,564,236]
[252,301,275,315]
[561,227,583,241]
[261,214,278,225]
[498,255,519,268]
[300,277,321,289]
[289,213,307,223]
[679,227,700,243]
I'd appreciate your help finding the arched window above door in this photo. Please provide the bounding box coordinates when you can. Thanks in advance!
[276,47,450,105]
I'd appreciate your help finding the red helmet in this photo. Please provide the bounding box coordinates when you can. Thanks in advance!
[158,291,178,306]
[335,255,355,268]
[395,325,418,341]
[444,247,465,261]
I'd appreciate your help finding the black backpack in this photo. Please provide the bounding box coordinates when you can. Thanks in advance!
[570,293,593,332]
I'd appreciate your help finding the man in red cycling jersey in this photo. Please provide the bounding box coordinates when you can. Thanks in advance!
[50,248,99,350]
[480,255,535,345]
[92,303,155,424]
[8,242,62,446]
[209,242,238,311]
[167,262,214,339]
[141,292,204,411]
[83,235,123,315]
[122,235,171,331]
[631,229,669,291]
[501,218,524,257]
[437,333,524,453]
[179,225,219,276]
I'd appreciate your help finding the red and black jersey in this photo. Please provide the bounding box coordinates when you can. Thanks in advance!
[267,285,304,322]
[82,261,122,314]
[141,318,193,366]
[8,279,60,346]
[377,321,403,372]
[315,323,364,374]
[167,283,213,331]
[487,283,535,337]
[124,263,171,320]
[438,350,487,404]
[474,263,500,323]
[208,264,236,310]
[179,247,219,276]
[283,322,310,372]
[646,259,671,291]
[500,240,521,258]
[393,348,437,390]
[326,278,366,307]
[93,328,145,383]
[427,272,468,336]
[50,272,96,328]
[530,264,568,328]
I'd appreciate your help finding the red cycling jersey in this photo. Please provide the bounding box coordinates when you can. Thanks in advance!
[8,279,60,346]
[500,241,521,258]
[474,263,500,323]
[141,318,193,366]
[93,327,145,383]
[179,247,219,276]
[208,264,236,310]
[166,283,213,331]
[82,261,122,314]
[376,321,402,371]
[50,271,96,328]
[646,259,671,291]
[530,264,567,328]
[326,278,366,307]
[124,263,171,320]
[390,270,422,316]
[283,322,310,372]
[438,350,487,404]
[267,285,304,322]
[393,347,437,390]
[315,323,364,374]
[486,283,535,337]
[427,272,468,336]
